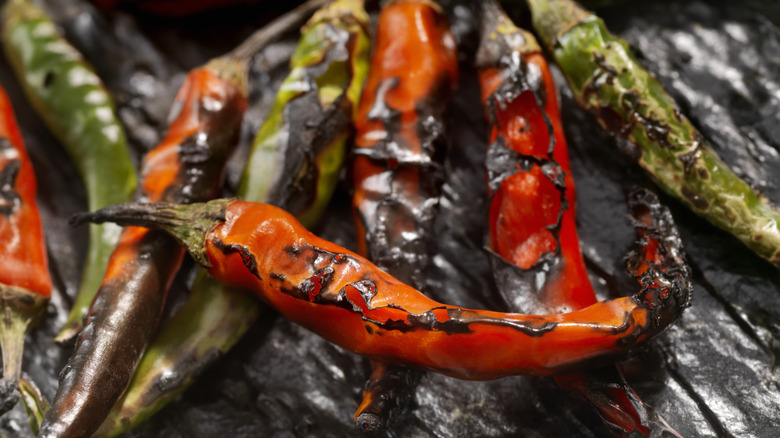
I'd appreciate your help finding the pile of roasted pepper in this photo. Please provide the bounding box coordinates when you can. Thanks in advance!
[0,0,778,436]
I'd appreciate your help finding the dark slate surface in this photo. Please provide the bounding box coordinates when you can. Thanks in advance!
[0,0,778,437]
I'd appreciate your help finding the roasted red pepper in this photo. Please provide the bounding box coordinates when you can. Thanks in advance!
[38,59,248,438]
[351,0,458,430]
[0,83,51,414]
[477,2,682,435]
[73,193,691,381]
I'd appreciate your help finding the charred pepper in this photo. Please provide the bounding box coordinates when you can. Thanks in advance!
[38,60,246,438]
[95,1,369,436]
[0,83,51,418]
[351,0,458,430]
[1,0,138,343]
[74,194,691,380]
[526,0,780,268]
[477,3,682,435]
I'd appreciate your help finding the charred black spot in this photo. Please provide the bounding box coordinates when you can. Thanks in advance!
[593,52,619,85]
[678,140,703,175]
[697,167,709,180]
[681,186,709,210]
[295,267,335,302]
[43,70,56,88]
[0,140,22,217]
[212,238,262,280]
[598,104,627,135]
[365,325,374,335]
[270,273,286,282]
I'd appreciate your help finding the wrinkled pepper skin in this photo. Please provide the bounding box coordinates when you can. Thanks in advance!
[76,194,691,381]
[351,0,458,430]
[1,0,138,341]
[39,64,248,438]
[476,4,681,436]
[526,0,780,268]
[96,2,370,436]
[0,83,51,416]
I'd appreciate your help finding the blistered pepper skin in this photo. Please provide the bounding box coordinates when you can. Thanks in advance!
[477,4,682,436]
[76,194,691,381]
[0,83,51,417]
[96,2,370,436]
[526,0,780,268]
[1,0,138,341]
[39,66,247,438]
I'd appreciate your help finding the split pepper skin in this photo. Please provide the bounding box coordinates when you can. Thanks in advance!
[477,3,681,436]
[0,84,51,418]
[351,0,458,431]
[1,0,138,343]
[526,0,780,268]
[95,1,369,436]
[73,194,691,382]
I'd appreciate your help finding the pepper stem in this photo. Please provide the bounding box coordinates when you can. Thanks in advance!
[0,284,46,415]
[69,199,233,268]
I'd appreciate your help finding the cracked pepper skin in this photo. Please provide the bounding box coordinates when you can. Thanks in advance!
[526,0,780,268]
[74,194,691,381]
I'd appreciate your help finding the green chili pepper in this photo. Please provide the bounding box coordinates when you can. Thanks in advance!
[95,1,370,436]
[526,0,780,267]
[2,0,138,341]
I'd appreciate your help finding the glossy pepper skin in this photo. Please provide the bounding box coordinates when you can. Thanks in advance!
[477,3,681,435]
[0,84,51,416]
[526,0,780,268]
[1,0,138,342]
[95,2,370,436]
[38,60,248,438]
[351,0,458,430]
[75,194,691,380]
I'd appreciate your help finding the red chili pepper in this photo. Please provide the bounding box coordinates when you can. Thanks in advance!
[0,83,51,413]
[351,0,458,430]
[39,63,248,438]
[73,193,691,381]
[477,2,682,435]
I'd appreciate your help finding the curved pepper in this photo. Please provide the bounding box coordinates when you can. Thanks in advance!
[1,0,138,343]
[477,2,682,435]
[351,0,458,430]
[0,83,51,419]
[95,1,370,436]
[526,0,780,268]
[74,194,691,380]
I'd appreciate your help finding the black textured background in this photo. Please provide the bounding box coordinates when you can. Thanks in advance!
[0,0,778,437]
